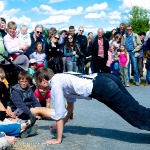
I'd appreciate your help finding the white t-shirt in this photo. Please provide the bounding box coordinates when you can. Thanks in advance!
[49,73,93,120]
[18,33,31,47]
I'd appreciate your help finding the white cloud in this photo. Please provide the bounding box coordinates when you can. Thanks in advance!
[38,15,71,25]
[103,26,116,32]
[119,0,150,10]
[83,26,117,34]
[85,2,108,12]
[86,25,94,28]
[48,0,65,3]
[85,11,106,19]
[0,8,21,19]
[108,11,121,20]
[7,15,32,26]
[0,1,5,13]
[32,5,83,16]
[109,20,120,24]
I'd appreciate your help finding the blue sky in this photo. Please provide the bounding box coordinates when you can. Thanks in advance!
[0,0,150,34]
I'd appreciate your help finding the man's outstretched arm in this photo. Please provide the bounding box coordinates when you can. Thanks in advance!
[45,102,74,145]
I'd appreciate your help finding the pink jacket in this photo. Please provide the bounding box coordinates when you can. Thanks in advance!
[106,51,112,67]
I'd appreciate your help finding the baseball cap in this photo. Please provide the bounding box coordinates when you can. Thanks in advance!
[29,59,37,64]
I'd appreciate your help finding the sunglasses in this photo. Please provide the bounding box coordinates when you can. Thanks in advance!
[80,30,84,32]
[36,31,42,34]
[126,29,132,31]
[68,37,73,40]
[117,37,121,40]
[54,37,59,40]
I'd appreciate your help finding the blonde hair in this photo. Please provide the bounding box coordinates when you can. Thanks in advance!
[51,33,60,47]
[109,44,116,51]
[20,25,27,30]
[0,68,5,78]
[7,21,17,29]
[114,34,122,40]
[119,45,128,56]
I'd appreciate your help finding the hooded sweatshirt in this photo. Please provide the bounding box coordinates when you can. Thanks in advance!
[11,84,41,118]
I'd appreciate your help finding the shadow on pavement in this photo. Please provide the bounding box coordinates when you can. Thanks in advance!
[62,125,150,144]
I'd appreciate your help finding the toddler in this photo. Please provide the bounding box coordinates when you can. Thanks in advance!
[17,25,31,53]
[106,44,116,73]
[110,53,120,78]
[28,59,37,89]
[30,42,46,70]
[34,86,51,108]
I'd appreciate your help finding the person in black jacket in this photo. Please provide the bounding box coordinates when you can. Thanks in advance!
[75,26,88,73]
[88,28,109,73]
[45,34,63,73]
[10,72,54,120]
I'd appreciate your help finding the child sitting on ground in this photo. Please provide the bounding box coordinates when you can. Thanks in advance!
[10,71,54,120]
[34,86,51,108]
[30,42,46,70]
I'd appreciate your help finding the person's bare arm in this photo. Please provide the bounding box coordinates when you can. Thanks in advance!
[50,102,74,130]
[63,102,74,125]
[46,98,50,108]
[44,119,63,145]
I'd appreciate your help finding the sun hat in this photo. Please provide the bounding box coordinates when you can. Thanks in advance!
[29,59,37,64]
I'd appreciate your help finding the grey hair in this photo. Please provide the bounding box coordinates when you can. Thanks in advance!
[35,24,44,30]
[78,26,84,30]
[97,28,104,32]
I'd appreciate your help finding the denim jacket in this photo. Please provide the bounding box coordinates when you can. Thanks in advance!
[121,32,142,57]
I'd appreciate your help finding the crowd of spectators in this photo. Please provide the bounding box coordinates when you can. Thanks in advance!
[0,17,150,148]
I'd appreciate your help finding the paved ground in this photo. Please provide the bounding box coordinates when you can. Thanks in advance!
[13,85,150,150]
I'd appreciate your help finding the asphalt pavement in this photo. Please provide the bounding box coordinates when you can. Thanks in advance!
[13,85,150,150]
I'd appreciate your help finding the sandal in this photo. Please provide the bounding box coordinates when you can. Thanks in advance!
[24,115,37,128]
[20,124,38,138]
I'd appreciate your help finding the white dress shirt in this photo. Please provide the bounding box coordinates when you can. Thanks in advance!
[49,73,93,120]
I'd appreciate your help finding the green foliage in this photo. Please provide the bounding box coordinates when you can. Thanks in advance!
[104,30,112,40]
[42,28,49,42]
[127,6,149,34]
[42,28,62,42]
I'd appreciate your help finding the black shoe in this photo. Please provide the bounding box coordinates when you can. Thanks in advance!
[20,124,38,138]
[29,115,37,127]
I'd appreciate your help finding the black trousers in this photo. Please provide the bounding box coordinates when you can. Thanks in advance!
[0,111,6,121]
[92,73,150,131]
[93,57,107,73]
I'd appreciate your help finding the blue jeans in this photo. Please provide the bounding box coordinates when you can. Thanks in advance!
[92,73,150,131]
[128,52,139,82]
[146,69,150,84]
[66,60,77,72]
